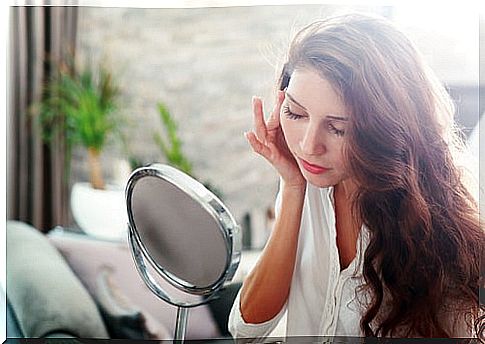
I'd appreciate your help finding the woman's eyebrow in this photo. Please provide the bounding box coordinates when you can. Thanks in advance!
[326,115,348,121]
[286,92,348,121]
[286,92,308,111]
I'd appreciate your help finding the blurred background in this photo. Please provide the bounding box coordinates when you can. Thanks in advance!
[7,3,482,245]
[4,2,483,340]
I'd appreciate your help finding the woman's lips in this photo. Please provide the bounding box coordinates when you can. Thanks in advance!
[299,158,329,174]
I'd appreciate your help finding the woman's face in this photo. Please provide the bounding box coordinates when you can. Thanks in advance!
[281,67,351,188]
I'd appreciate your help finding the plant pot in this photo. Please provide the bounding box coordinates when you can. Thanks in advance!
[70,182,128,241]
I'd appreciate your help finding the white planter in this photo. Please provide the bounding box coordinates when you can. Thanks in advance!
[71,182,128,241]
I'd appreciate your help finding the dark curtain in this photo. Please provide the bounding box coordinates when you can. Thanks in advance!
[7,6,78,232]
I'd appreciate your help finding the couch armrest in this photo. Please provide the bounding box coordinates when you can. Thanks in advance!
[6,221,109,338]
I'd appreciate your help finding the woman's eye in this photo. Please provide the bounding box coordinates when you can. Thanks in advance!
[328,123,345,137]
[282,106,304,120]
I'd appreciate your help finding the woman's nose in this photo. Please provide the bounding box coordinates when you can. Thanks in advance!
[299,124,326,156]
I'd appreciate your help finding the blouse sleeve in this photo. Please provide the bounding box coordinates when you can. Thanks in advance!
[228,287,288,339]
[274,176,284,218]
[228,178,287,339]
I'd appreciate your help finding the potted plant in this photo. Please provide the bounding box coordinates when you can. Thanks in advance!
[36,60,127,240]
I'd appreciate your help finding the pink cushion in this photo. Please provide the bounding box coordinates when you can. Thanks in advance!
[48,232,220,340]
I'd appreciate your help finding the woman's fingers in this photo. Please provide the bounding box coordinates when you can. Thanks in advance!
[266,90,285,132]
[248,92,286,162]
[253,96,267,144]
[245,131,273,162]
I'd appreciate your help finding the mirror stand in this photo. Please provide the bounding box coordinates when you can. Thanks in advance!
[175,306,189,341]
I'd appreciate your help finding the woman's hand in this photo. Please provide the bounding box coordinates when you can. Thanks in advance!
[245,90,306,189]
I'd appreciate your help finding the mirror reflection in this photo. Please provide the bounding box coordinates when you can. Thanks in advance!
[131,175,228,289]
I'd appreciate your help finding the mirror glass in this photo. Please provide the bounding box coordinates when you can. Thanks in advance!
[130,175,228,288]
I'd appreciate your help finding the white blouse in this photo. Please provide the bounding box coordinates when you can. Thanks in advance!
[229,179,369,339]
[228,179,473,339]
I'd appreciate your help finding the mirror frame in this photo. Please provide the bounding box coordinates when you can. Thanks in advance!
[125,164,241,307]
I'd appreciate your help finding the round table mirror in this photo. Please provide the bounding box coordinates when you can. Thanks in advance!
[125,164,241,341]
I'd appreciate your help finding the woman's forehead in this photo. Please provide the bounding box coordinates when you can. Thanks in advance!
[286,68,350,119]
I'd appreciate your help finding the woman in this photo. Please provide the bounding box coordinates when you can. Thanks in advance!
[229,13,484,338]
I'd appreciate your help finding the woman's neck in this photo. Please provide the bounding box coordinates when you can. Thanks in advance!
[334,178,358,201]
[334,178,362,234]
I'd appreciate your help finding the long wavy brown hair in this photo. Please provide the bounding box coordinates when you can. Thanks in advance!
[278,13,484,338]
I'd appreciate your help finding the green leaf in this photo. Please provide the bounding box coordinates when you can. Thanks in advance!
[32,58,121,187]
[153,102,193,176]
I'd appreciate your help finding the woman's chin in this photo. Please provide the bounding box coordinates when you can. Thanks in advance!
[304,176,337,189]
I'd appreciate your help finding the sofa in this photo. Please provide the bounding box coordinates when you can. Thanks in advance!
[6,220,241,340]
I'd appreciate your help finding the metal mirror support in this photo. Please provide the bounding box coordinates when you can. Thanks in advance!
[125,164,241,341]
